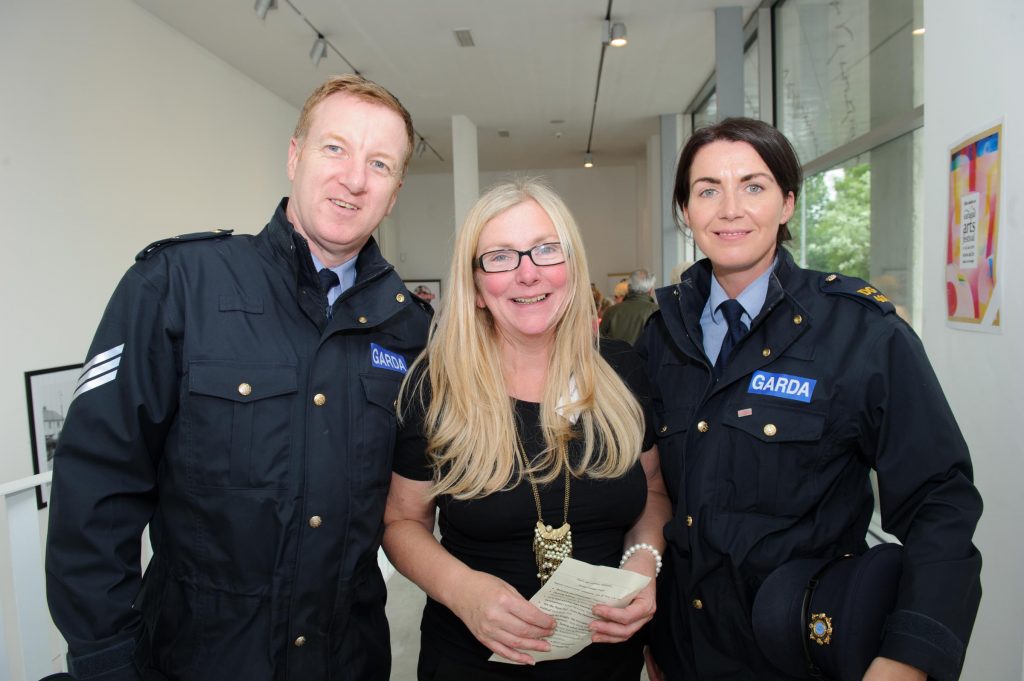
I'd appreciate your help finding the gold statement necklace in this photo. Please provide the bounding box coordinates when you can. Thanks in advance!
[521,450,573,584]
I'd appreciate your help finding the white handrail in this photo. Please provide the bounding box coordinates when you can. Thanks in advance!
[1,470,63,681]
[0,471,51,497]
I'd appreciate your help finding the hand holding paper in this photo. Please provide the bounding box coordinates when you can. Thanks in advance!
[449,569,556,666]
[489,557,651,664]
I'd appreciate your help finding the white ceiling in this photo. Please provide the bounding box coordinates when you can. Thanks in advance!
[134,0,760,174]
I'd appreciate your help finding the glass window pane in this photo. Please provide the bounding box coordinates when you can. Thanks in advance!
[744,39,759,119]
[912,0,923,108]
[786,129,920,323]
[693,92,717,131]
[775,0,919,163]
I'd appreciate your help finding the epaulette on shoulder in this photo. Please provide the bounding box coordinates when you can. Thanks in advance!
[136,229,233,261]
[818,272,896,314]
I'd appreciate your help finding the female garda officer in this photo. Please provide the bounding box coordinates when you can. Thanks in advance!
[637,118,982,681]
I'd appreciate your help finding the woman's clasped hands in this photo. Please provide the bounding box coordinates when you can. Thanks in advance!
[449,570,556,665]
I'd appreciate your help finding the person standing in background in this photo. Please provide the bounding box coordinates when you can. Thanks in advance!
[600,268,659,345]
[612,278,630,305]
[592,282,608,328]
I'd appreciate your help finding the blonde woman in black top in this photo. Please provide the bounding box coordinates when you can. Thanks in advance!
[383,178,670,680]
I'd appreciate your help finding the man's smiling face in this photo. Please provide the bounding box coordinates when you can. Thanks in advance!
[286,92,408,266]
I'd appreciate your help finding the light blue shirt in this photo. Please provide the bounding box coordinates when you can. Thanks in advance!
[311,253,358,307]
[700,259,777,365]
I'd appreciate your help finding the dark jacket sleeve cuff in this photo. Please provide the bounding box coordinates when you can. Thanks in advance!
[878,609,964,681]
[67,639,142,680]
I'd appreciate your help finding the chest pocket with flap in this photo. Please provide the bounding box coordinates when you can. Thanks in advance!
[186,360,298,489]
[355,373,402,489]
[720,401,827,515]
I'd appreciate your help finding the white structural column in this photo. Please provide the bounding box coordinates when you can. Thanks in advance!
[646,134,662,284]
[659,113,685,283]
[451,114,480,232]
[714,6,745,120]
[0,539,7,681]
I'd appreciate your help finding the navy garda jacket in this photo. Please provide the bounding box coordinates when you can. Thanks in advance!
[46,199,430,680]
[637,249,982,681]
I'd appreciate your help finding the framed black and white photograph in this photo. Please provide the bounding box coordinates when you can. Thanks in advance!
[25,363,82,509]
[404,279,442,312]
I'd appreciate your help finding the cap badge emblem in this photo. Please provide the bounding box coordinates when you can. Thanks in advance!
[808,612,833,645]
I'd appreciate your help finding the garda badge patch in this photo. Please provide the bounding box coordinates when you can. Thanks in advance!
[747,370,816,403]
[370,343,408,374]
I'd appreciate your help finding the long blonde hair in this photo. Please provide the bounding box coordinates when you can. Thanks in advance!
[400,178,645,500]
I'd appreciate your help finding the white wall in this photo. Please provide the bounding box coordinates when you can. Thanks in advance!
[921,2,1023,679]
[387,172,459,287]
[392,165,647,301]
[0,0,297,486]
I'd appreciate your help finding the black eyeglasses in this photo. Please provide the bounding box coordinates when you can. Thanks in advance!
[476,242,566,273]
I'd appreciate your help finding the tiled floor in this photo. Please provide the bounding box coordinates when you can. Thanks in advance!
[385,570,426,680]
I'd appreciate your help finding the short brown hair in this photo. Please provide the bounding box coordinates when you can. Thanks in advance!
[294,74,415,175]
[674,117,802,245]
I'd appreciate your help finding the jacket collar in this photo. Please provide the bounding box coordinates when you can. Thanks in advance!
[673,247,800,327]
[653,247,812,387]
[769,246,799,299]
[263,197,393,290]
[261,198,402,331]
[653,259,711,366]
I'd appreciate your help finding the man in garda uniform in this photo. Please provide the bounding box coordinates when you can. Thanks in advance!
[45,75,431,681]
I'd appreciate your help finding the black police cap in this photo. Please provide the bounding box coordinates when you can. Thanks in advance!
[752,543,902,680]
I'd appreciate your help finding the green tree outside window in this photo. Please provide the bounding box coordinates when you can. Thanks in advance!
[788,164,871,279]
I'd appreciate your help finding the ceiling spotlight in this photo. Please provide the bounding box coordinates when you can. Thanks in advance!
[605,20,628,47]
[912,27,925,36]
[254,0,276,21]
[584,153,594,168]
[310,34,327,66]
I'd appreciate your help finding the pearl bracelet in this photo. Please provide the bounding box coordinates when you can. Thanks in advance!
[619,542,663,577]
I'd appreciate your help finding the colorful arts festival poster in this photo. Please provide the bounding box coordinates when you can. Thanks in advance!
[946,124,1002,331]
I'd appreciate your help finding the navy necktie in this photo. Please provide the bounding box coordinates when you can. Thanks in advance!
[713,299,748,380]
[318,268,340,318]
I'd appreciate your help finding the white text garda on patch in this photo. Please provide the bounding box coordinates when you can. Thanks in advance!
[371,347,407,373]
[750,373,813,400]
